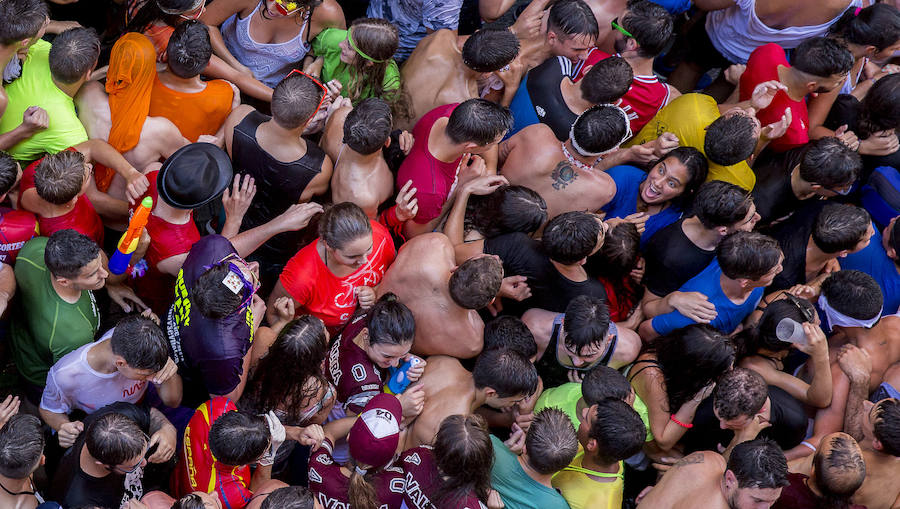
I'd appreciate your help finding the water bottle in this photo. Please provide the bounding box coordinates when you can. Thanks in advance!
[775,318,806,345]
[385,357,421,394]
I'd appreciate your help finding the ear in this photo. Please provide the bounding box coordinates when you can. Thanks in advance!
[626,38,639,52]
[40,454,46,466]
[547,30,558,43]
[114,357,127,369]
[838,250,851,258]
[54,275,72,288]
[586,438,599,453]
[864,45,877,57]
[384,137,391,149]
[873,438,884,452]
[805,81,819,94]
[887,245,897,260]
[463,142,480,151]
[484,387,498,399]
[724,470,738,489]
[736,278,751,289]
[715,226,729,237]
[580,405,590,423]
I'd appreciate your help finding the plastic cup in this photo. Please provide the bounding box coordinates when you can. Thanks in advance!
[775,318,806,345]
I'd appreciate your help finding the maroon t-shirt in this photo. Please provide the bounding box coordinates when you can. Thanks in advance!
[401,446,487,509]
[327,311,385,414]
[772,473,866,509]
[307,438,406,509]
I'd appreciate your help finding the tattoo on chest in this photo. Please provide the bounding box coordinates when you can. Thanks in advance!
[674,452,706,467]
[550,161,578,190]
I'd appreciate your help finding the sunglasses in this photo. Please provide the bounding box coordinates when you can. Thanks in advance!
[783,294,815,323]
[203,253,260,313]
[286,69,329,123]
[273,0,307,16]
[611,17,634,39]
[297,382,335,424]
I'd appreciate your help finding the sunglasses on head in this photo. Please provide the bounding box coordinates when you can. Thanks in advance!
[286,69,329,123]
[203,253,260,313]
[783,294,815,323]
[273,0,307,16]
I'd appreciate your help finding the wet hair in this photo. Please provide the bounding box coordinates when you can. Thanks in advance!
[0,152,19,196]
[449,256,503,309]
[829,3,900,52]
[343,98,392,155]
[647,324,735,412]
[49,27,100,84]
[446,99,513,146]
[563,295,611,356]
[344,18,399,104]
[542,211,602,265]
[621,0,674,58]
[705,113,758,165]
[85,412,148,466]
[525,408,579,475]
[716,231,782,281]
[589,399,646,464]
[166,20,212,78]
[433,415,494,506]
[582,365,632,405]
[728,438,790,489]
[792,37,854,79]
[586,222,639,299]
[571,104,630,154]
[483,316,538,359]
[693,181,754,229]
[0,0,48,46]
[857,73,900,138]
[319,202,371,250]
[468,185,547,238]
[873,398,900,456]
[799,137,860,188]
[0,414,44,479]
[462,28,519,73]
[191,264,244,319]
[812,204,871,254]
[125,0,198,34]
[172,494,209,509]
[45,229,101,279]
[208,410,270,466]
[580,55,633,104]
[735,297,814,358]
[239,315,330,424]
[473,348,539,398]
[260,486,316,509]
[713,368,768,420]
[367,293,415,345]
[813,433,867,509]
[272,72,327,130]
[110,315,168,372]
[652,146,709,207]
[547,0,599,40]
[34,149,86,205]
[821,270,884,321]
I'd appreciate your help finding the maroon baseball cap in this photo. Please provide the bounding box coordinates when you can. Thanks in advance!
[348,393,402,469]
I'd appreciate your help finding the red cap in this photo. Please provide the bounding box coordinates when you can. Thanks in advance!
[347,393,402,469]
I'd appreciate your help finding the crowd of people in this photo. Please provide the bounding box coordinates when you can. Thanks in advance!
[0,0,899,507]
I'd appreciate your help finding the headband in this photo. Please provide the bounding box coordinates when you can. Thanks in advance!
[347,28,386,63]
[818,295,881,331]
[354,466,368,475]
[569,104,633,157]
[157,0,204,15]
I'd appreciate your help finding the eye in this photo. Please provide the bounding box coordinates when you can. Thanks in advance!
[667,180,676,189]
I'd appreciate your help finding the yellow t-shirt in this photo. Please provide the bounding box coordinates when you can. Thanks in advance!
[552,448,624,509]
[626,93,755,191]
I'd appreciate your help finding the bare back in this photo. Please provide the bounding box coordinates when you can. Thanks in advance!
[400,30,476,129]
[500,125,616,219]
[406,355,478,447]
[637,452,730,509]
[839,316,900,392]
[378,233,484,357]
[851,449,900,509]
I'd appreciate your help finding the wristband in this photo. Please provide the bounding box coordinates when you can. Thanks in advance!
[378,206,407,241]
[800,440,817,452]
[670,414,693,429]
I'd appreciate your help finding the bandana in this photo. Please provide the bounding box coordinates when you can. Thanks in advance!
[818,295,881,331]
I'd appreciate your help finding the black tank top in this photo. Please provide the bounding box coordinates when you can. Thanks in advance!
[232,110,325,262]
[527,56,578,141]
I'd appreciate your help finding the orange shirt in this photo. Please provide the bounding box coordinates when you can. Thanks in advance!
[148,76,233,142]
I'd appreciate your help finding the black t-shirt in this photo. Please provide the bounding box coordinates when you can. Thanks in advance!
[641,219,716,297]
[752,147,806,228]
[51,402,151,508]
[527,56,578,141]
[484,232,607,313]
[767,202,824,293]
[680,385,807,454]
[167,235,254,408]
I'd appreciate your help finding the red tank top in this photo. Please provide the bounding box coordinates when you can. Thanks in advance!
[0,208,37,264]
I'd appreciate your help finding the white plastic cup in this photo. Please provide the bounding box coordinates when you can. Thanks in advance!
[775,318,806,345]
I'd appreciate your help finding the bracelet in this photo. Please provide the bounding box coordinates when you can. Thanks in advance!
[670,414,693,429]
[800,440,817,452]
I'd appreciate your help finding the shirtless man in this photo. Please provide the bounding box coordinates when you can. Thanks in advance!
[400,27,520,129]
[377,233,503,359]
[787,270,900,461]
[775,433,866,509]
[514,0,599,75]
[500,103,675,219]
[321,98,395,219]
[637,439,789,509]
[406,349,538,448]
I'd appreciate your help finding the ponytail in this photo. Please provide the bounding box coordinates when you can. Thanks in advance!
[347,459,380,509]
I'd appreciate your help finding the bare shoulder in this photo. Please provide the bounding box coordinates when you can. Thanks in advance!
[312,0,345,28]
[673,451,725,470]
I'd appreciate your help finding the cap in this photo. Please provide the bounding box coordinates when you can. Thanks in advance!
[157,142,233,210]
[347,393,402,469]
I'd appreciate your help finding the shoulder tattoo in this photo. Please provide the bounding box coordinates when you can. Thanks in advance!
[674,452,706,468]
[550,161,578,190]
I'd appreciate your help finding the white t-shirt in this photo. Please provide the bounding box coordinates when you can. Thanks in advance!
[40,328,148,415]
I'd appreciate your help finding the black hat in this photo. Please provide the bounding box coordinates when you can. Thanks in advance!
[157,143,233,210]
